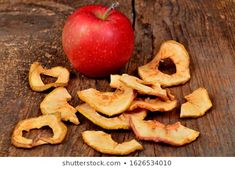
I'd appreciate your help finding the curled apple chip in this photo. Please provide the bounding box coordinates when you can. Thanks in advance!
[40,87,79,125]
[82,130,143,155]
[76,103,147,130]
[11,113,67,148]
[120,74,171,100]
[180,88,212,118]
[138,40,190,87]
[130,117,199,146]
[129,98,177,112]
[110,74,123,89]
[29,62,70,92]
[77,87,135,116]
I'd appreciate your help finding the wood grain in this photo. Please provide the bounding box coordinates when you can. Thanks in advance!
[0,0,234,156]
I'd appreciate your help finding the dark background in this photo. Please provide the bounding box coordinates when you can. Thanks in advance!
[0,0,234,156]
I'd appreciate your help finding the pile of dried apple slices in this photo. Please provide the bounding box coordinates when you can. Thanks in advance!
[11,40,212,156]
[12,62,78,148]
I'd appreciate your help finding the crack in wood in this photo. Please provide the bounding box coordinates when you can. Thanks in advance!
[131,0,136,29]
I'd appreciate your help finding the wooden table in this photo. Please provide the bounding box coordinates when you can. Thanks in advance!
[0,0,234,156]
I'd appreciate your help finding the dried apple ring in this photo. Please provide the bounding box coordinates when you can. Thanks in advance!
[138,40,190,87]
[77,86,135,116]
[82,130,143,155]
[129,98,177,112]
[29,62,70,92]
[76,103,147,130]
[130,117,199,146]
[11,113,67,148]
[120,74,172,100]
[180,88,212,118]
[40,87,79,125]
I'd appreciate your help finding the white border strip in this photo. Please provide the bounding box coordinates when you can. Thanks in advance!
[0,157,233,169]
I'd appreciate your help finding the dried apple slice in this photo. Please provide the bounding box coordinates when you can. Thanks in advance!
[29,62,70,92]
[129,98,177,112]
[120,74,171,100]
[77,87,135,116]
[82,130,143,155]
[130,117,199,146]
[138,40,190,87]
[40,87,79,125]
[11,113,67,148]
[180,88,212,118]
[76,103,147,130]
[110,74,123,89]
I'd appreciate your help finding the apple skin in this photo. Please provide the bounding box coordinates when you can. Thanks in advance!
[62,5,134,77]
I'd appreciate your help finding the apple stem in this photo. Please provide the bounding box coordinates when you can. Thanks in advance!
[102,2,119,20]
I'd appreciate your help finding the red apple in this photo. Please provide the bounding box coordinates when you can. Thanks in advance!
[62,3,134,77]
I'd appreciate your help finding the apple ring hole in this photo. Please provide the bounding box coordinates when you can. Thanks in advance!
[106,132,130,144]
[158,58,176,75]
[40,74,57,84]
[22,126,53,140]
